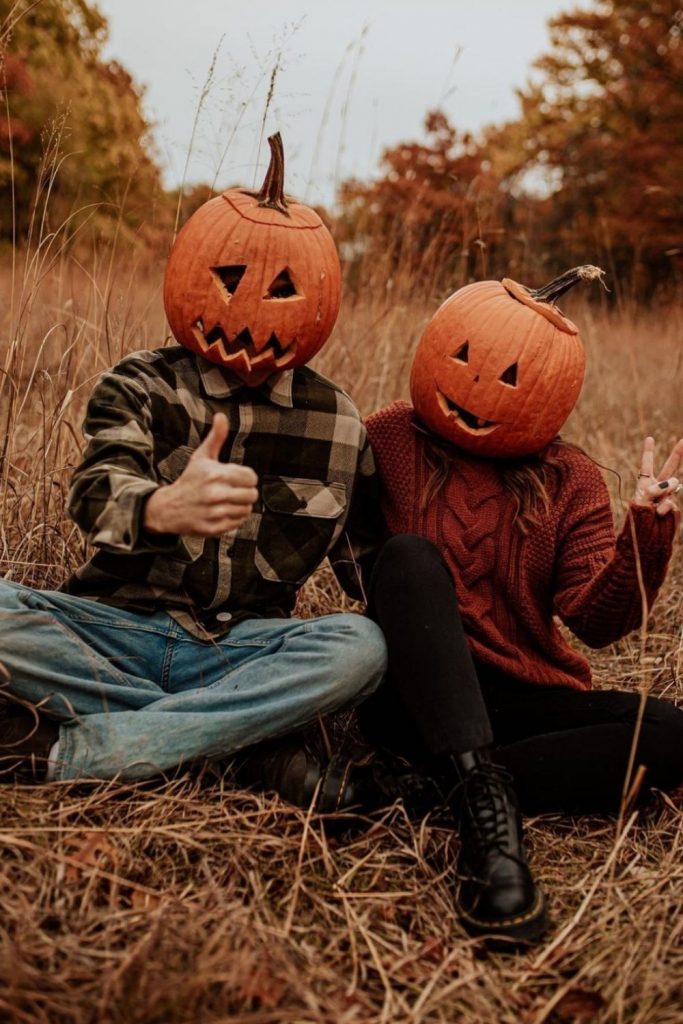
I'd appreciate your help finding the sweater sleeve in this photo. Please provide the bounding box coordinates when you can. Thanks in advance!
[553,458,678,648]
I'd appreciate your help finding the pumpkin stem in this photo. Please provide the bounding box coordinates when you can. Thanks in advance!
[528,265,607,304]
[255,132,289,216]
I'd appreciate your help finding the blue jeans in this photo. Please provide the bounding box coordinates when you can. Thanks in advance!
[0,581,386,782]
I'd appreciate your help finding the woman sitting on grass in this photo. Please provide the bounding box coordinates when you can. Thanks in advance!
[360,266,683,946]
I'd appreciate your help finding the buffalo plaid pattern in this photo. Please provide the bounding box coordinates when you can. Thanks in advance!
[62,346,381,638]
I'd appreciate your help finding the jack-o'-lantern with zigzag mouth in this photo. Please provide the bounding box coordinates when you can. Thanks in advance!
[409,266,605,458]
[164,133,342,385]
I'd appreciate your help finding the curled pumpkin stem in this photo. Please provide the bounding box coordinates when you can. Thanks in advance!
[255,132,290,216]
[529,265,607,304]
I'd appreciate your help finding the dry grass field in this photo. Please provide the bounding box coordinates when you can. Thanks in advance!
[1,248,682,1023]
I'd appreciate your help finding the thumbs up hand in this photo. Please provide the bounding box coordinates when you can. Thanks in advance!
[143,414,259,537]
[193,410,230,462]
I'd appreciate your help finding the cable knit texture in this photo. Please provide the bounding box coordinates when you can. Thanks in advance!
[366,401,678,690]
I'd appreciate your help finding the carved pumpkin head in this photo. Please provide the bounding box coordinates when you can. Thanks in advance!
[409,266,605,458]
[164,133,342,385]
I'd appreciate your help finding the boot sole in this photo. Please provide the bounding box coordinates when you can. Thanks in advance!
[456,887,550,949]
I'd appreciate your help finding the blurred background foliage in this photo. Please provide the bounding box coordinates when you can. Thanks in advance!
[0,0,167,247]
[1,0,681,300]
[340,0,683,301]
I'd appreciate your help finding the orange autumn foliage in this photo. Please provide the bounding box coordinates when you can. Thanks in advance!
[338,0,683,302]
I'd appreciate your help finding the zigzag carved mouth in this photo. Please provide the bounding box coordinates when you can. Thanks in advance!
[436,390,500,436]
[193,321,296,367]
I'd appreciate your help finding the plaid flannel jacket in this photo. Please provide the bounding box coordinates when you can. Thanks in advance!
[61,346,381,639]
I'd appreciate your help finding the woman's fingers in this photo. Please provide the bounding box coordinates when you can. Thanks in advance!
[656,437,683,481]
[645,476,679,500]
[639,435,655,479]
[656,498,676,517]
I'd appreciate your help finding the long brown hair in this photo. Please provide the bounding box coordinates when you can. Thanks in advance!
[415,421,585,533]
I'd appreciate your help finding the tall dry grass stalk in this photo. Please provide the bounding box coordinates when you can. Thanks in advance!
[1,197,682,1020]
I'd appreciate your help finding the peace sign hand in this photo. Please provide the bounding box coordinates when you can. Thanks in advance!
[633,436,683,517]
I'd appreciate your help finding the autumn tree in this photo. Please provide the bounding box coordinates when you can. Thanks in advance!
[340,1,682,301]
[337,111,519,296]
[511,0,682,298]
[0,0,167,247]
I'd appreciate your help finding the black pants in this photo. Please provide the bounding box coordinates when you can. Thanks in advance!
[360,535,683,814]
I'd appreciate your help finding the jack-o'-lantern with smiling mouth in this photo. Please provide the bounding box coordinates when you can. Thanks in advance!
[164,132,341,385]
[409,266,605,458]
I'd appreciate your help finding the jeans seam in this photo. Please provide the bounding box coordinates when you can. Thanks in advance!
[54,722,76,780]
[160,626,181,691]
[49,616,175,637]
[218,639,271,648]
[12,609,138,691]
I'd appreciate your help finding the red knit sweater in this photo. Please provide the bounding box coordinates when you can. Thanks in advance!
[366,401,678,690]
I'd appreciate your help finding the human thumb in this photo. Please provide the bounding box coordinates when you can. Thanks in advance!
[195,413,228,462]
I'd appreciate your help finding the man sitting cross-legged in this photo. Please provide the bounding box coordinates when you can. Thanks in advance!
[0,135,386,800]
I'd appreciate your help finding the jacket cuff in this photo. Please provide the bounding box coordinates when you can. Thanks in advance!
[90,477,181,555]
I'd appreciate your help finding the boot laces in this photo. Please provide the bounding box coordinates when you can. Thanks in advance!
[370,752,440,808]
[455,762,517,854]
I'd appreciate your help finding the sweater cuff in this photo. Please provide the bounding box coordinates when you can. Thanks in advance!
[618,503,678,565]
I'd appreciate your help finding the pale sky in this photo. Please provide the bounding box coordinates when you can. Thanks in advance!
[97,0,570,205]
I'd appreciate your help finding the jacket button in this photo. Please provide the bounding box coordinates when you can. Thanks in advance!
[216,612,233,622]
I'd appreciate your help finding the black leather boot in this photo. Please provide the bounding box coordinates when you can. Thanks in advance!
[0,699,59,782]
[440,747,549,946]
[230,734,383,814]
[230,735,331,808]
[230,735,441,817]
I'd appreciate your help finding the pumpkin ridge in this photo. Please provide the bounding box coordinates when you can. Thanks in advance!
[464,294,520,417]
[505,311,560,446]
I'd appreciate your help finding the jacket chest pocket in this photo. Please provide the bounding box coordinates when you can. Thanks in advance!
[255,476,347,584]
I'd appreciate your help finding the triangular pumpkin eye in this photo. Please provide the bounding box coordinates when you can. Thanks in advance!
[452,341,469,363]
[212,265,247,296]
[500,362,518,386]
[264,267,298,299]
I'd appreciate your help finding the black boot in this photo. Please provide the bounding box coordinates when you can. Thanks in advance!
[440,747,549,946]
[230,734,383,814]
[230,735,329,809]
[0,699,59,782]
[230,735,441,817]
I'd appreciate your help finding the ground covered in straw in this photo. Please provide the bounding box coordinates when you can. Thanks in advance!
[1,749,682,1023]
[1,555,682,1023]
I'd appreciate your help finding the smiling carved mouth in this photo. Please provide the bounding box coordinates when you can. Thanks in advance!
[436,390,500,435]
[192,321,296,369]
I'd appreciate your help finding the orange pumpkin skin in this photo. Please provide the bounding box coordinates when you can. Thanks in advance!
[163,136,341,385]
[409,277,586,458]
